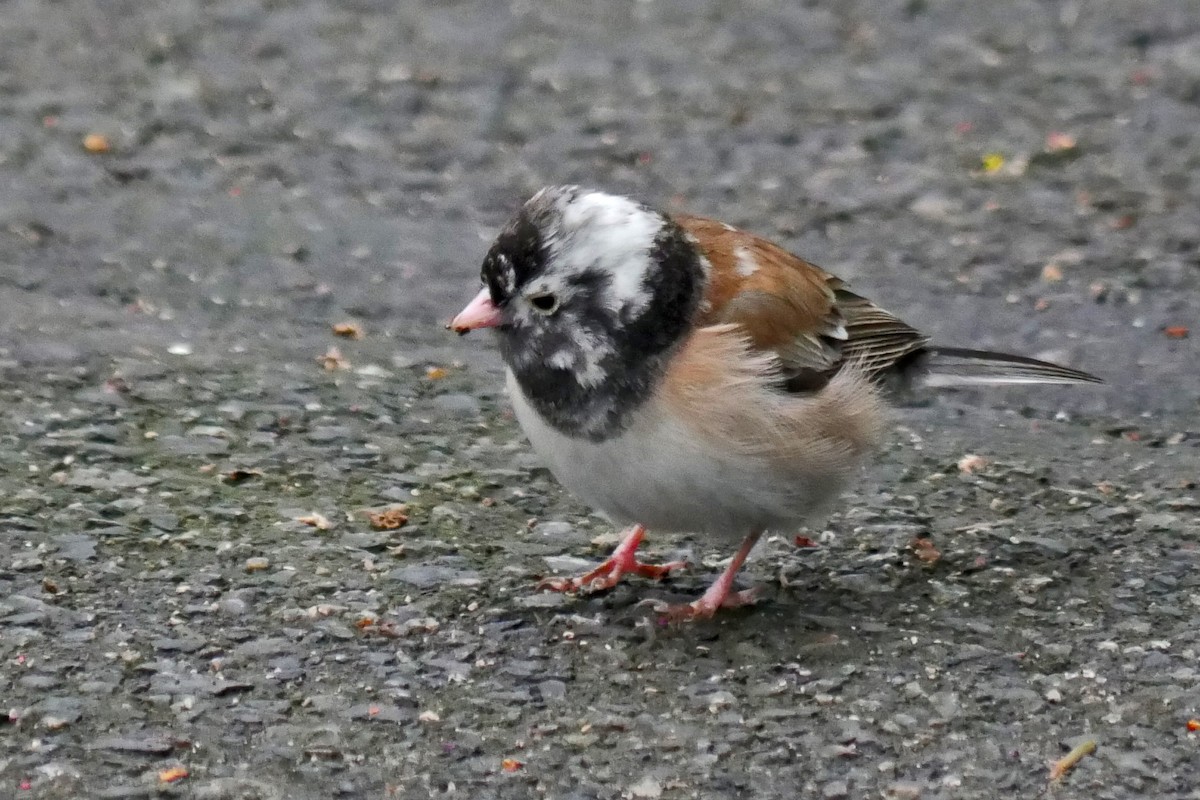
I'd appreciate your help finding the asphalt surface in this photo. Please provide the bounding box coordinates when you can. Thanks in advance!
[2,1,1199,798]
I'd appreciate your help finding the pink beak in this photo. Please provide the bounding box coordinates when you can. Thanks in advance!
[448,287,503,334]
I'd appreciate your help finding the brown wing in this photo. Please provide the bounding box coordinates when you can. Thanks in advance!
[673,214,929,390]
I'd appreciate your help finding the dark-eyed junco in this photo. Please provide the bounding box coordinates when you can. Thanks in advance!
[450,186,1099,620]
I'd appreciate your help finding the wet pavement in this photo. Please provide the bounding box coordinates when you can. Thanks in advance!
[2,1,1199,798]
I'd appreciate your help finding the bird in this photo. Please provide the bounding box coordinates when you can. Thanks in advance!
[449,186,1100,621]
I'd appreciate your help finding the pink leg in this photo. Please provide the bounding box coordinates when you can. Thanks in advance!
[538,524,687,594]
[655,530,764,621]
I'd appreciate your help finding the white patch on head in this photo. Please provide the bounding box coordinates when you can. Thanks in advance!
[721,222,738,232]
[494,253,516,294]
[734,246,759,278]
[570,326,614,387]
[546,348,574,371]
[543,324,614,389]
[545,190,663,314]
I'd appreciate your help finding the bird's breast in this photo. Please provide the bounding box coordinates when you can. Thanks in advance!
[506,370,851,538]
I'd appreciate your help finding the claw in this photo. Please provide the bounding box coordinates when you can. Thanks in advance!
[641,530,766,623]
[537,524,686,595]
[646,586,760,623]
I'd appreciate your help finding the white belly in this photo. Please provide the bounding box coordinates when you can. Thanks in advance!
[507,372,846,538]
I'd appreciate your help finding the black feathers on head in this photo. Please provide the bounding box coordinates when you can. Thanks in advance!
[481,212,544,308]
[478,188,709,440]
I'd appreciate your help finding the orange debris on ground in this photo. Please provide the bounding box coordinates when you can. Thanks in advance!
[83,133,111,153]
[332,321,364,339]
[368,506,409,530]
[1049,740,1096,783]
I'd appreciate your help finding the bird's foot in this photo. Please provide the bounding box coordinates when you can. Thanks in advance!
[641,529,765,622]
[642,586,760,622]
[538,524,686,594]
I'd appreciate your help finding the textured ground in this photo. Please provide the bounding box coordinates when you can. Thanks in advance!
[1,1,1199,798]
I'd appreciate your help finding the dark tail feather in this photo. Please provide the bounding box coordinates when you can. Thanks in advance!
[919,347,1102,388]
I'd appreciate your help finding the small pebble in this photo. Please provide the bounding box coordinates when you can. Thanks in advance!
[629,776,663,799]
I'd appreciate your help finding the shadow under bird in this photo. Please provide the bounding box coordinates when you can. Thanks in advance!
[450,186,1101,621]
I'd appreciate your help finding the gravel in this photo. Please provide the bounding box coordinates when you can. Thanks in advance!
[2,1,1199,798]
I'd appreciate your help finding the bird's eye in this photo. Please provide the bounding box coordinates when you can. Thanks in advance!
[527,292,559,314]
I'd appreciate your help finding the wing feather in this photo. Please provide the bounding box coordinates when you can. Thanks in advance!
[673,214,928,391]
